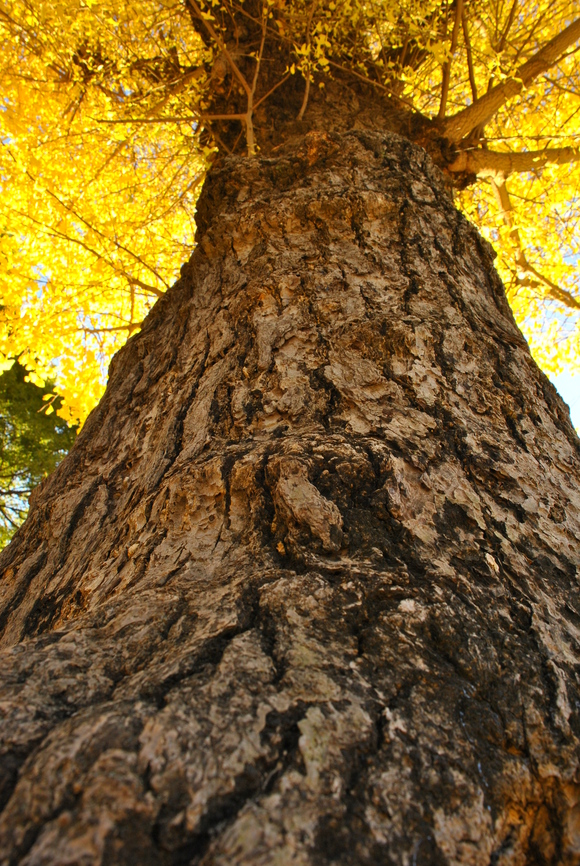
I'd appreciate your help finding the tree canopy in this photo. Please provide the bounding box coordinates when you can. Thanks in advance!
[1,0,579,425]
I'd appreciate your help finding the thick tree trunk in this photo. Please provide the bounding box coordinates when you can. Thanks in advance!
[1,130,580,865]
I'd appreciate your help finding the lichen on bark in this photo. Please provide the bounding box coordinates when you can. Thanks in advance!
[1,130,580,865]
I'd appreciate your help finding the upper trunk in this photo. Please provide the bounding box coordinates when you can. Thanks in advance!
[1,130,580,865]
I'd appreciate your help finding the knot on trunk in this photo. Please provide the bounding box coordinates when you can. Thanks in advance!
[272,457,344,554]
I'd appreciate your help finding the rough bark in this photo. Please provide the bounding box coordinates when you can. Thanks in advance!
[1,130,580,865]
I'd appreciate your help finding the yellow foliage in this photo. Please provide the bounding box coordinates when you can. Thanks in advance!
[0,0,210,422]
[0,0,579,424]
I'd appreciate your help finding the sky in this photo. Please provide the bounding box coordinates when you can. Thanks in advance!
[551,370,580,430]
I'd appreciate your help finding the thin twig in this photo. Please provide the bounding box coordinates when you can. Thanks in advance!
[326,60,417,110]
[186,0,251,97]
[496,0,518,53]
[461,9,477,102]
[254,73,291,109]
[438,0,464,119]
[244,3,268,155]
[297,0,318,121]
[82,324,141,334]
[97,114,247,123]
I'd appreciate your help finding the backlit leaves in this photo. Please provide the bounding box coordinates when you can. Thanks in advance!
[0,0,579,422]
[0,0,210,421]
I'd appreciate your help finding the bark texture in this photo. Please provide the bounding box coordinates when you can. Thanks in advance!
[1,130,580,865]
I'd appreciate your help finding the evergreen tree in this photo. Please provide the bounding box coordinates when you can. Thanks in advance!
[0,362,76,547]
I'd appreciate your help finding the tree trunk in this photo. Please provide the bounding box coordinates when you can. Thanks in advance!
[1,129,580,866]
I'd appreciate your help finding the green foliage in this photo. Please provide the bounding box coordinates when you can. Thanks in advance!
[0,362,77,547]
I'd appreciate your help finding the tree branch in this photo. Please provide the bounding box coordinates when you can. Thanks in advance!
[8,198,166,300]
[82,323,141,335]
[244,3,268,156]
[126,276,164,298]
[438,0,464,119]
[141,67,206,119]
[184,0,265,155]
[254,73,291,110]
[448,145,580,179]
[326,60,417,110]
[44,187,170,288]
[442,16,580,142]
[4,139,171,290]
[96,85,289,127]
[297,0,318,122]
[495,0,519,54]
[461,9,477,103]
[491,178,580,310]
[185,0,251,98]
[97,114,248,123]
